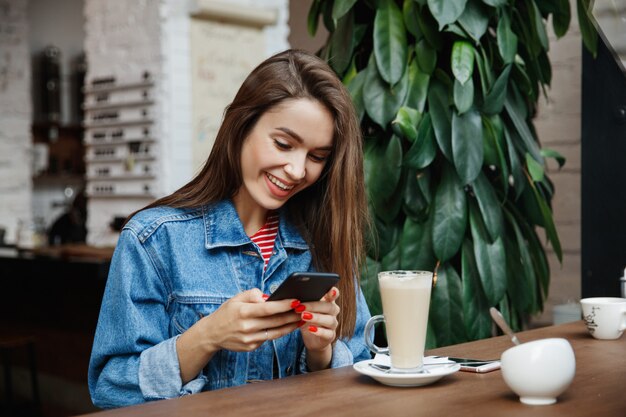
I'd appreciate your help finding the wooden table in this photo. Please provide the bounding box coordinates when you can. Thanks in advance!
[75,321,626,417]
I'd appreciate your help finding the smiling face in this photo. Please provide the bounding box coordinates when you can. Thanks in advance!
[234,98,335,228]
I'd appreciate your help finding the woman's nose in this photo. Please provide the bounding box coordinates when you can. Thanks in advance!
[284,156,306,181]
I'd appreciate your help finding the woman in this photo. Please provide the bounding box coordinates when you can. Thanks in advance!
[88,49,371,408]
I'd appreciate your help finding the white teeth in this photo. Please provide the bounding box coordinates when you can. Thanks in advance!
[267,173,294,191]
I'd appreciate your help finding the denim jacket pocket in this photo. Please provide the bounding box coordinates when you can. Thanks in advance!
[170,296,235,389]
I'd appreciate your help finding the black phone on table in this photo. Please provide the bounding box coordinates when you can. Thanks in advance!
[266,272,339,302]
[446,357,501,373]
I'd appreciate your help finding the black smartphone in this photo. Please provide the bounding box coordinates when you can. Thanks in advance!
[446,357,501,373]
[266,272,339,302]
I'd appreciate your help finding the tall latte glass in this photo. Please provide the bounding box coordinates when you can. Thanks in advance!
[364,270,433,373]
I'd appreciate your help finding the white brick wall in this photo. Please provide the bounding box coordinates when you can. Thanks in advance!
[0,0,32,245]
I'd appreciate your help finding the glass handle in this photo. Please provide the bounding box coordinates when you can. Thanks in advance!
[364,315,388,355]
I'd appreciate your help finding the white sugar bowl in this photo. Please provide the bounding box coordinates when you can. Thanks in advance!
[500,338,576,405]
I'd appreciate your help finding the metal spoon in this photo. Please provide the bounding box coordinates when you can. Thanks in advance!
[489,307,521,345]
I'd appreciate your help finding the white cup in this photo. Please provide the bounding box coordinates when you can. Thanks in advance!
[500,338,576,405]
[580,297,626,340]
[364,270,433,373]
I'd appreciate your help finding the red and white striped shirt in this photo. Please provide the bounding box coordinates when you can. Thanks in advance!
[250,213,279,270]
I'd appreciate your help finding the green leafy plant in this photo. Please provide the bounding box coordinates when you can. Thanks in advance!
[309,0,597,347]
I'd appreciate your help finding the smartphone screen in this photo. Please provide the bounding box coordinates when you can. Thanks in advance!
[447,357,501,373]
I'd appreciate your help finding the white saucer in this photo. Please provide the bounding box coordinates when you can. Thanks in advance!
[353,359,460,387]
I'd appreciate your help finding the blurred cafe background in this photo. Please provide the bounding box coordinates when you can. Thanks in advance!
[0,0,624,416]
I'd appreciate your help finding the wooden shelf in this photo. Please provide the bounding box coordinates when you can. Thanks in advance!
[83,119,153,129]
[84,138,155,147]
[82,100,155,111]
[83,81,154,94]
[86,174,155,182]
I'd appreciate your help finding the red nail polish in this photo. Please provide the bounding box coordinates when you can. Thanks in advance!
[295,304,306,313]
[302,312,313,320]
[331,289,337,297]
[262,294,269,300]
[308,325,318,333]
[290,300,301,309]
[297,320,306,327]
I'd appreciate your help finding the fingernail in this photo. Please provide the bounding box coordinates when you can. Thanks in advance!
[297,320,306,327]
[308,325,318,333]
[302,312,313,320]
[262,294,269,300]
[290,300,301,309]
[295,304,306,313]
[331,289,337,297]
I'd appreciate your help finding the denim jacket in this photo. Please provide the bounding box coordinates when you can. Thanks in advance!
[88,199,372,408]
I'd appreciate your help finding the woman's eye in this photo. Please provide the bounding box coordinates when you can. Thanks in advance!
[308,154,328,163]
[273,139,291,150]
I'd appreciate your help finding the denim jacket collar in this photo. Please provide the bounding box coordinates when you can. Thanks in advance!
[203,199,308,250]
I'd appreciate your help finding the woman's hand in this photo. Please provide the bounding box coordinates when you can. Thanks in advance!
[176,288,300,383]
[297,287,340,371]
[202,288,301,352]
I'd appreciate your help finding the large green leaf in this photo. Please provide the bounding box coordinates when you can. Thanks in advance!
[427,79,453,161]
[404,113,437,169]
[347,69,367,121]
[482,115,509,195]
[381,243,401,271]
[403,0,423,39]
[481,0,508,6]
[427,0,468,30]
[525,153,544,182]
[432,163,468,262]
[307,0,322,37]
[523,221,551,299]
[497,10,518,64]
[405,59,430,112]
[577,0,598,58]
[332,0,358,21]
[451,41,475,85]
[530,0,549,51]
[364,56,409,127]
[452,108,483,184]
[374,0,408,85]
[551,0,571,38]
[503,233,533,314]
[469,203,507,306]
[416,39,437,75]
[472,171,504,241]
[403,168,430,221]
[365,135,403,201]
[482,65,511,115]
[430,263,467,346]
[329,9,355,75]
[416,3,443,49]
[453,78,474,114]
[503,122,526,199]
[504,93,542,161]
[392,106,421,142]
[462,240,492,339]
[369,208,402,259]
[529,179,563,263]
[399,215,437,271]
[505,210,540,314]
[541,148,566,169]
[458,0,489,42]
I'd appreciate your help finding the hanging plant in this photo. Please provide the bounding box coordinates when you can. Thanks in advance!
[309,0,597,347]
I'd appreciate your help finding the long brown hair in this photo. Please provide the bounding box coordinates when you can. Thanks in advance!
[138,49,367,338]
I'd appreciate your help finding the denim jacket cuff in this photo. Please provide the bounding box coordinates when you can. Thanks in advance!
[138,336,207,400]
[298,340,354,374]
